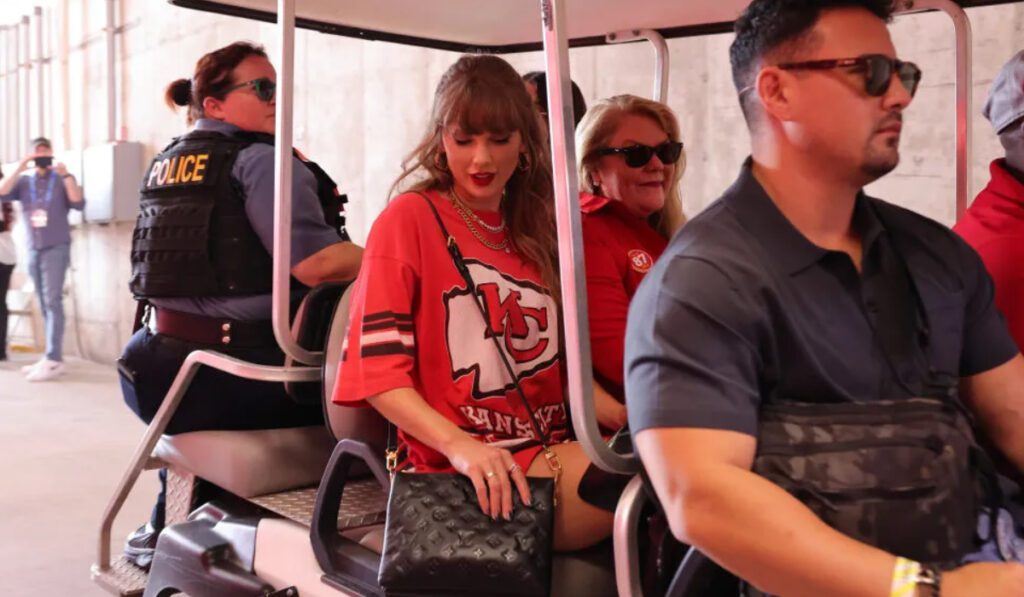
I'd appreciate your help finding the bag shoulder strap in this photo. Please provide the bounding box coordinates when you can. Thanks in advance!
[384,191,552,461]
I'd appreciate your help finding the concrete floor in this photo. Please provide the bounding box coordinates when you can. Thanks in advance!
[0,353,159,596]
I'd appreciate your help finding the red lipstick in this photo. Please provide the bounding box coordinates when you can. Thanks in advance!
[470,173,495,187]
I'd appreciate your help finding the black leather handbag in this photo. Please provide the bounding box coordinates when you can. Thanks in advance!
[377,192,559,596]
[379,472,555,596]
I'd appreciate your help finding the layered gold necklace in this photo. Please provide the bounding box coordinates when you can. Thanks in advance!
[448,189,511,253]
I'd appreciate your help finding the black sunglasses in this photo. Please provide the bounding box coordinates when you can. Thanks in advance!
[596,141,683,168]
[225,77,276,102]
[777,54,922,97]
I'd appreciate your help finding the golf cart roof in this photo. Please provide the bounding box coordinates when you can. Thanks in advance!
[169,0,1015,53]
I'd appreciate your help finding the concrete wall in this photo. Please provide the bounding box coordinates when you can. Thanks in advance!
[14,0,1024,363]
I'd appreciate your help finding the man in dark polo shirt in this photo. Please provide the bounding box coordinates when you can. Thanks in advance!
[626,0,1024,595]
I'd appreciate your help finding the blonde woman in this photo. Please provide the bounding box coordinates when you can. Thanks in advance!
[576,95,686,429]
[334,54,613,551]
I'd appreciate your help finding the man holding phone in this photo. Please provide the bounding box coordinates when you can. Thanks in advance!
[0,137,84,381]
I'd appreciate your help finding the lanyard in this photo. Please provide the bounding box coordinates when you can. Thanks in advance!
[28,171,58,210]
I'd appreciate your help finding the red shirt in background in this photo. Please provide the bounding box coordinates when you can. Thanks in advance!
[333,190,568,472]
[954,159,1024,351]
[581,192,668,401]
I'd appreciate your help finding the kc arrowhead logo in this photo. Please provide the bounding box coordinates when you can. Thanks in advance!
[445,261,559,399]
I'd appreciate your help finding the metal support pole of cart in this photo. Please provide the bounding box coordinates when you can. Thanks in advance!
[540,0,638,475]
[897,0,972,221]
[271,0,321,367]
[606,28,670,103]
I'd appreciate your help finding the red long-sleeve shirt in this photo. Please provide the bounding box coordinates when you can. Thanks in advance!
[954,159,1024,352]
[581,192,668,401]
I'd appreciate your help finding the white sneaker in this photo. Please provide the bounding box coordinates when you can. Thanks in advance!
[20,358,46,374]
[25,359,65,382]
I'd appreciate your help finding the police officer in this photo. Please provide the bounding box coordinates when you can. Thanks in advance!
[119,41,362,567]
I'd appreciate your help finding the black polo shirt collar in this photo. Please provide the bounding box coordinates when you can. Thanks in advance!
[725,158,885,275]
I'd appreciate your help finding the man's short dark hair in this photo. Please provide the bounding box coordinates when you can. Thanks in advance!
[730,0,894,120]
[29,137,52,150]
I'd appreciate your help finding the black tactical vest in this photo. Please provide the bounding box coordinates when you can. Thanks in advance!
[129,129,348,298]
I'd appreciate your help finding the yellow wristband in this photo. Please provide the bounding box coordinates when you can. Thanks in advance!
[890,557,922,597]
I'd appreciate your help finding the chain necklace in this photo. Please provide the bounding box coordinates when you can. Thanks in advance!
[447,191,511,253]
[450,187,507,233]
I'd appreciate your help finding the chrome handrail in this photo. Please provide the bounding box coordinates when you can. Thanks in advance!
[613,476,647,597]
[540,0,638,475]
[271,0,322,366]
[899,0,972,221]
[93,349,319,572]
[606,28,670,103]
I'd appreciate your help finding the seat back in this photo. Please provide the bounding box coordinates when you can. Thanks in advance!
[284,282,349,405]
[321,285,388,451]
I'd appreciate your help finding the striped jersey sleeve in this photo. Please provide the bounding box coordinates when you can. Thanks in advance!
[357,311,415,357]
[333,200,421,406]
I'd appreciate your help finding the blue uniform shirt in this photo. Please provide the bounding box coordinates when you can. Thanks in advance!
[625,158,1019,437]
[1,169,84,250]
[152,118,344,321]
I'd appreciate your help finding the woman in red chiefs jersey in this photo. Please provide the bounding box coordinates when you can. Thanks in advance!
[576,95,687,429]
[334,54,612,550]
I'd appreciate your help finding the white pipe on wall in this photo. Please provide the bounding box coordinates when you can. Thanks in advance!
[21,16,30,149]
[59,0,70,149]
[0,25,7,162]
[35,6,45,139]
[6,24,15,160]
[105,0,116,142]
[12,21,21,157]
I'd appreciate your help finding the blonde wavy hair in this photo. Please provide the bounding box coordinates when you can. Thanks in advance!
[390,54,559,299]
[576,94,687,238]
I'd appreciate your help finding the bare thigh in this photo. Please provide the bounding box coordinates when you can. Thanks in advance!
[527,441,614,552]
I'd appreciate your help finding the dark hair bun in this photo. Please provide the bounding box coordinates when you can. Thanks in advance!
[165,78,193,108]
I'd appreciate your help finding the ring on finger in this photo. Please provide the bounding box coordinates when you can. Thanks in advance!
[485,470,497,479]
[508,463,522,474]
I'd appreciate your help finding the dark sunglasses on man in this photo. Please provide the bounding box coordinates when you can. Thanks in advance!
[225,77,276,102]
[777,54,922,97]
[596,140,684,168]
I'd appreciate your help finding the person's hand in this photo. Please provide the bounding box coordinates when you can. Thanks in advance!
[54,163,68,177]
[594,381,627,431]
[17,154,34,171]
[443,435,531,520]
[941,562,1024,596]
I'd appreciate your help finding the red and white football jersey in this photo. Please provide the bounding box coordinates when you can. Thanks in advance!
[333,190,568,472]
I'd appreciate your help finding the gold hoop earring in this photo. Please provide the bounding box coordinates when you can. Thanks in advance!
[434,152,449,172]
[517,153,530,172]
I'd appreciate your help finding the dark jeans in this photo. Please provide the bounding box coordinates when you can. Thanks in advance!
[118,327,324,527]
[118,327,323,434]
[0,262,12,359]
